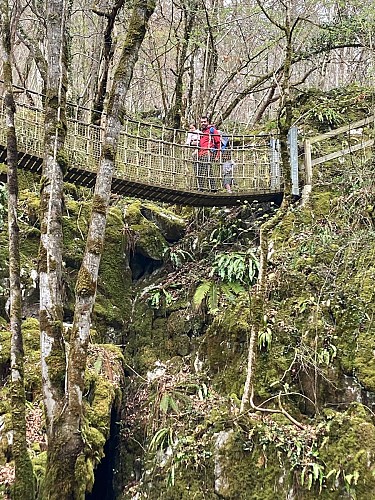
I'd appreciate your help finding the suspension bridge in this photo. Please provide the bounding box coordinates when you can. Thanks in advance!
[0,87,373,206]
[0,89,286,207]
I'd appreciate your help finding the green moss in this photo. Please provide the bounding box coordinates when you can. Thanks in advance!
[70,345,124,495]
[82,425,105,460]
[39,311,65,389]
[56,148,70,174]
[32,450,47,491]
[74,453,93,499]
[19,189,40,218]
[141,202,186,241]
[0,319,41,413]
[75,266,96,296]
[132,221,167,260]
[85,375,115,435]
[84,345,123,436]
[0,330,11,366]
[200,297,255,395]
[319,404,375,499]
[92,194,107,215]
[215,430,288,499]
[38,244,48,273]
[310,191,337,216]
[20,318,42,397]
[353,329,375,391]
[64,182,78,198]
[123,200,142,225]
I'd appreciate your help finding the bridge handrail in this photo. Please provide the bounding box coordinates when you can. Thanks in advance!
[0,80,278,140]
[308,114,375,145]
[303,113,375,188]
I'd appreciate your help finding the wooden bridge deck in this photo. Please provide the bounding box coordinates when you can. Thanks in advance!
[0,93,283,207]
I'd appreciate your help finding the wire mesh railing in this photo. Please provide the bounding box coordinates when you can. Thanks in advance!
[0,93,283,196]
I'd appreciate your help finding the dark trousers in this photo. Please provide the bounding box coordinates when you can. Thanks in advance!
[196,154,217,191]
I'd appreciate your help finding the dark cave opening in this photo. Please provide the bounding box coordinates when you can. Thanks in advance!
[129,252,163,281]
[86,406,120,500]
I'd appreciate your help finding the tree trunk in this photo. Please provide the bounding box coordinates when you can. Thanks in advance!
[69,0,156,417]
[38,0,70,497]
[0,2,34,497]
[43,1,156,498]
[166,0,198,129]
[91,0,126,125]
[277,7,293,206]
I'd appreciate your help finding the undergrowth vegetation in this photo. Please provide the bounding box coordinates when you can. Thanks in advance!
[123,94,375,498]
[1,87,375,499]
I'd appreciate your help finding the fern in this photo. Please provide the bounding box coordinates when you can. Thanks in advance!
[221,281,245,301]
[193,281,211,310]
[193,280,245,315]
[212,250,259,285]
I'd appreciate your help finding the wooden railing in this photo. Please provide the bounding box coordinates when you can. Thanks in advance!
[303,115,375,195]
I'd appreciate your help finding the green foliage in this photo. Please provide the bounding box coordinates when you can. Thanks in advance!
[159,393,179,414]
[307,103,344,129]
[192,249,258,316]
[294,85,374,134]
[143,285,174,310]
[258,314,273,350]
[165,247,194,269]
[149,426,176,453]
[193,281,216,314]
[209,215,254,248]
[250,418,329,494]
[212,249,259,285]
[193,280,244,315]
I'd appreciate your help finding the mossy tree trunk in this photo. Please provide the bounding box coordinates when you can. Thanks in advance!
[44,1,156,498]
[256,0,297,292]
[0,2,34,497]
[276,2,293,207]
[38,0,72,497]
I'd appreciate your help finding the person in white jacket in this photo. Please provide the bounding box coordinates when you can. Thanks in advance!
[185,123,201,147]
[185,123,202,189]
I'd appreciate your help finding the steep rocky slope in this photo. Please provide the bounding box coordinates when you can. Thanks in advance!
[0,86,375,499]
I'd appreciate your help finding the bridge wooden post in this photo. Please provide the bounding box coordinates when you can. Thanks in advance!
[302,138,312,200]
[269,137,280,190]
[288,127,299,196]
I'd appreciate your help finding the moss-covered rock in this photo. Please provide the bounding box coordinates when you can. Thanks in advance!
[140,202,186,242]
[319,404,375,499]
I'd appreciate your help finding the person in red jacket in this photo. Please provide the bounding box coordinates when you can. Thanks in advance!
[196,115,221,191]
